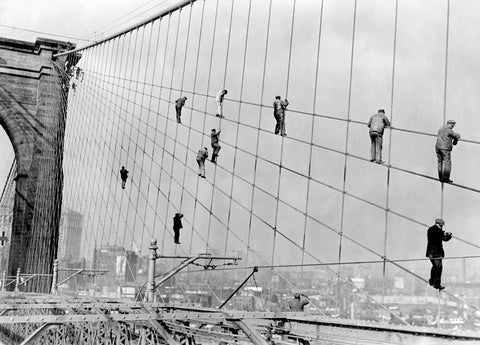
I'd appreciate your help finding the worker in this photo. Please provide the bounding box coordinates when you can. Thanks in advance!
[210,129,221,164]
[196,147,208,178]
[120,166,129,189]
[426,218,452,290]
[173,213,183,244]
[175,97,187,124]
[288,293,310,312]
[367,109,391,164]
[436,120,460,183]
[273,96,289,136]
[215,89,228,118]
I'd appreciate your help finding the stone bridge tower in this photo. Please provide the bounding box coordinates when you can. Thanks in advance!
[0,37,73,292]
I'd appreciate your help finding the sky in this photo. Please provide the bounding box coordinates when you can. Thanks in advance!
[3,0,480,293]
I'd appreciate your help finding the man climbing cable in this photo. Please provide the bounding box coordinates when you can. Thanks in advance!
[426,218,452,290]
[175,96,187,124]
[436,120,460,183]
[367,109,391,164]
[196,147,208,178]
[210,128,221,164]
[215,89,228,118]
[273,96,289,136]
[173,212,183,244]
[120,166,129,189]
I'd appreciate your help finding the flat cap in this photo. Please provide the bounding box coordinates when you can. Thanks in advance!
[378,109,385,113]
[447,120,456,124]
[435,218,445,225]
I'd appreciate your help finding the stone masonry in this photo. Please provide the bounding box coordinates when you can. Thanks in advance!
[0,37,73,292]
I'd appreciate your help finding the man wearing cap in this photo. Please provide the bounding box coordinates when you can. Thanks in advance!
[426,218,452,290]
[175,96,187,124]
[173,213,183,244]
[436,120,461,183]
[196,147,208,178]
[288,293,310,312]
[210,128,221,164]
[367,109,391,164]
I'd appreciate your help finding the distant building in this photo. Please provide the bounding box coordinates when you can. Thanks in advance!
[58,209,83,262]
[94,245,138,283]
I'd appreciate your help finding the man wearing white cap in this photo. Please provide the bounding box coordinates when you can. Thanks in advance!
[425,218,452,290]
[436,120,461,183]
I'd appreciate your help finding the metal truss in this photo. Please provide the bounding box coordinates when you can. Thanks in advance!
[0,293,479,345]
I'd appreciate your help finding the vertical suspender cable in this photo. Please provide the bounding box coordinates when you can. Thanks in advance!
[187,0,206,257]
[142,19,164,253]
[162,9,183,253]
[223,0,251,299]
[131,24,154,255]
[246,0,272,267]
[337,0,358,313]
[301,0,325,282]
[440,0,451,219]
[196,0,220,254]
[270,0,297,300]
[121,27,144,251]
[381,0,399,307]
[207,0,234,254]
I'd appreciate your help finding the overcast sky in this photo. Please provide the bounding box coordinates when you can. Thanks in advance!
[3,0,480,292]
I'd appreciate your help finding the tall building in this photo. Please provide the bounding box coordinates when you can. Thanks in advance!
[94,245,138,285]
[58,209,83,262]
[0,161,16,273]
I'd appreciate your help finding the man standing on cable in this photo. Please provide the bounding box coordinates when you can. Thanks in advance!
[173,212,183,244]
[436,120,460,183]
[175,96,187,124]
[367,109,391,164]
[273,95,289,136]
[210,128,221,164]
[120,166,129,190]
[215,89,228,118]
[196,147,208,178]
[426,218,452,290]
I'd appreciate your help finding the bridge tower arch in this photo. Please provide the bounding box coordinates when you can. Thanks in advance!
[0,37,72,292]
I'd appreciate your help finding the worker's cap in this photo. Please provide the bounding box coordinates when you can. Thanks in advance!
[211,128,216,131]
[435,218,445,225]
[378,109,385,113]
[175,212,181,216]
[275,95,281,99]
[447,120,456,124]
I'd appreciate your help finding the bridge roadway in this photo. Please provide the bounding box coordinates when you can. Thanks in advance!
[0,293,478,345]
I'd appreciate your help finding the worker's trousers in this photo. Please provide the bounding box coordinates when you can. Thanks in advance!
[197,158,205,177]
[429,258,443,287]
[436,148,452,182]
[369,131,383,163]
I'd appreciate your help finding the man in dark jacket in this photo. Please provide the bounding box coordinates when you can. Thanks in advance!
[426,218,452,290]
[367,109,391,164]
[173,213,183,244]
[273,96,289,136]
[175,97,187,123]
[436,120,460,183]
[120,166,129,189]
[210,129,221,164]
